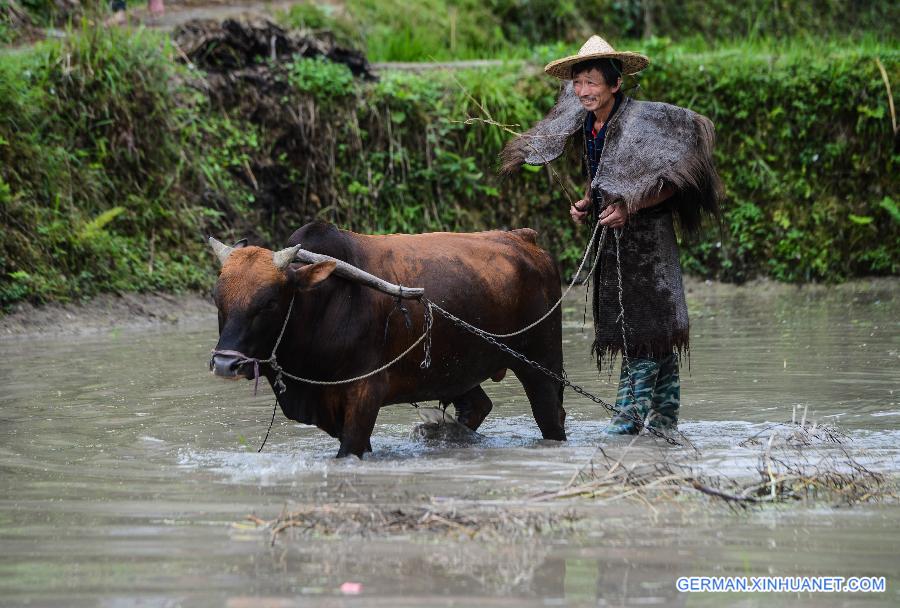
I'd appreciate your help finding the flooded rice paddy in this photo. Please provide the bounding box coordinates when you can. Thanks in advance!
[1,279,898,606]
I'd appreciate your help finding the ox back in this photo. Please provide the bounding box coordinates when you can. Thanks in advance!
[211,221,566,457]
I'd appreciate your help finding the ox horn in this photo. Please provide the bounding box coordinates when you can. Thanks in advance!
[208,236,234,266]
[272,244,302,270]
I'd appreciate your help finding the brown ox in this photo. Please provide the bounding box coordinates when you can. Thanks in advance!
[209,221,566,457]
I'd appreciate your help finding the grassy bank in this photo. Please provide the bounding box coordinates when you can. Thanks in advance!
[276,0,898,62]
[0,26,210,304]
[0,23,897,307]
[5,0,898,49]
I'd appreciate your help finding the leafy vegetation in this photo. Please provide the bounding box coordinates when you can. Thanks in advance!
[0,7,897,306]
[0,25,213,305]
[487,0,898,47]
[635,38,899,281]
[246,42,898,283]
[275,0,897,62]
[278,0,509,61]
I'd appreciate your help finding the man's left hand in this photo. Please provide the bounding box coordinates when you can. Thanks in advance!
[599,204,628,228]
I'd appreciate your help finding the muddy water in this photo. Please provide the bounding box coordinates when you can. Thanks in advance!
[1,280,898,607]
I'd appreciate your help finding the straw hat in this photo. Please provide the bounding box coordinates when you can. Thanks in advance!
[544,35,649,80]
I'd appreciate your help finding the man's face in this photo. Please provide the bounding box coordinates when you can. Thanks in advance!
[573,68,620,114]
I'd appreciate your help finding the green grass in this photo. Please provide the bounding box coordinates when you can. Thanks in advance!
[278,0,512,61]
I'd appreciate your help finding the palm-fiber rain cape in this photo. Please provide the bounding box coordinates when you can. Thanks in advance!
[501,83,723,367]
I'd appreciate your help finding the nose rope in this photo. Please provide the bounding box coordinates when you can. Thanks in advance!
[210,349,265,395]
[210,295,297,396]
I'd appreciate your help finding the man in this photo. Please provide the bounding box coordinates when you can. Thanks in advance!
[501,35,723,435]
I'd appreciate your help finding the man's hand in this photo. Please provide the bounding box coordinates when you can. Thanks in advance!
[570,198,591,224]
[599,204,628,228]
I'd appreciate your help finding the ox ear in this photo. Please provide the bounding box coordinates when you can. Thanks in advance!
[291,261,337,290]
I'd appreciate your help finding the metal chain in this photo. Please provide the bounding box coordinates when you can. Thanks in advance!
[424,298,682,446]
[420,302,433,369]
[614,229,630,366]
[613,228,638,409]
[614,226,646,429]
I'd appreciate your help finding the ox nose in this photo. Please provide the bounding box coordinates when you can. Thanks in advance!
[210,352,245,378]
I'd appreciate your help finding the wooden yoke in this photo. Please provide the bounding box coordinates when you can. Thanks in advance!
[293,249,425,300]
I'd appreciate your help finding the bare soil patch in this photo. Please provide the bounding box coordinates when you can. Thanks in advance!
[0,291,215,339]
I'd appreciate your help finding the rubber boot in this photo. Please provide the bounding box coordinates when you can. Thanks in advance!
[647,354,680,432]
[605,358,659,435]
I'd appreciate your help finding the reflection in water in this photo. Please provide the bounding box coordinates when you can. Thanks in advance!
[0,279,898,606]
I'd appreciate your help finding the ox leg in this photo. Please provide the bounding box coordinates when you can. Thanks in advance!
[452,385,493,432]
[514,369,566,441]
[336,408,378,458]
[336,389,382,459]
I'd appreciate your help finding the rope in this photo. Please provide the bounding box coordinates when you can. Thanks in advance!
[279,306,433,386]
[213,295,433,453]
[257,399,278,452]
[271,295,295,357]
[461,220,607,339]
[213,295,434,391]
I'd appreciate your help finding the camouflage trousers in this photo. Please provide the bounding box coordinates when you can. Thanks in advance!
[606,354,680,434]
